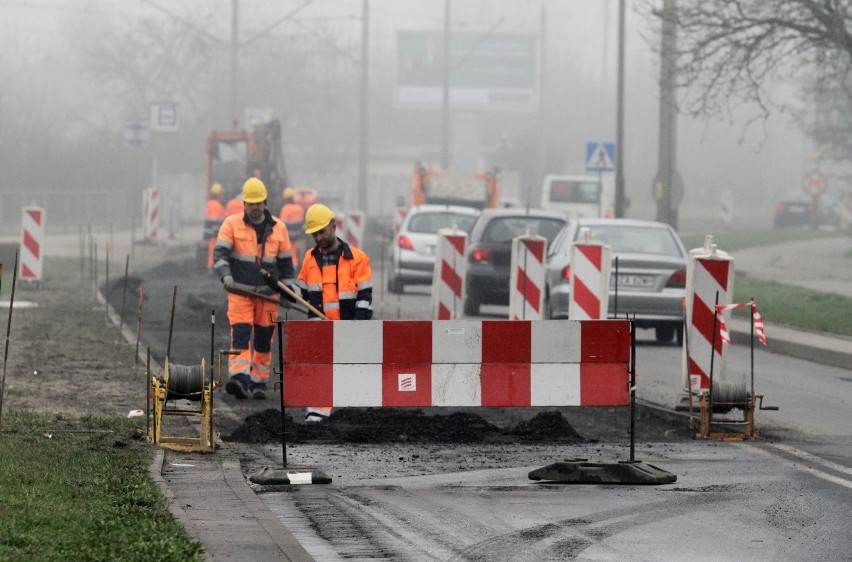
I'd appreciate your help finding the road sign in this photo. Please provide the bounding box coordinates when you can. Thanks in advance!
[150,102,179,133]
[585,142,616,172]
[123,119,150,147]
[802,171,827,196]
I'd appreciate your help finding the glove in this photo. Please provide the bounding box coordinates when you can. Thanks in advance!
[260,269,280,291]
[282,284,298,303]
[222,275,235,290]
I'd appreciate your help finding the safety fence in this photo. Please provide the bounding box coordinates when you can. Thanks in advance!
[248,317,677,485]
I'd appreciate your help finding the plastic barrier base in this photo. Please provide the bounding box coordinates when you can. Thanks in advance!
[528,459,677,485]
[249,465,332,485]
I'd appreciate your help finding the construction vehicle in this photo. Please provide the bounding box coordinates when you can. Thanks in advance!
[205,119,288,209]
[411,162,501,210]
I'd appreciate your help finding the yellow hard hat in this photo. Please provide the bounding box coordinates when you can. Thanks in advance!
[210,182,223,196]
[283,187,295,200]
[305,203,335,234]
[241,177,267,204]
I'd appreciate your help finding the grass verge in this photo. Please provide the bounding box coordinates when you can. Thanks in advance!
[680,227,843,252]
[0,412,203,562]
[734,276,852,337]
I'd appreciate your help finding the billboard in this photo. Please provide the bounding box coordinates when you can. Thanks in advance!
[396,31,538,111]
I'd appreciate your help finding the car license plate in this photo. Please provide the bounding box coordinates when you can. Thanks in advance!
[424,245,435,256]
[616,274,654,288]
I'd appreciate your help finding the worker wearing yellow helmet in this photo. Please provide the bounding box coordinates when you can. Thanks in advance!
[203,183,226,271]
[276,203,373,421]
[213,177,295,400]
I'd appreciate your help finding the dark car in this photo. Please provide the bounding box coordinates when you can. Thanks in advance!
[463,208,567,316]
[774,191,839,228]
[544,219,687,343]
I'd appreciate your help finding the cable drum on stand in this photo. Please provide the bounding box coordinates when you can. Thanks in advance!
[166,362,206,401]
[711,379,749,413]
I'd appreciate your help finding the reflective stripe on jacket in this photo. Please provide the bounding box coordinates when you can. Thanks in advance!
[213,209,295,295]
[296,239,373,320]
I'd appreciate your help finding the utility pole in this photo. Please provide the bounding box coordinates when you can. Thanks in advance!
[357,0,369,212]
[614,0,626,218]
[656,0,677,227]
[230,0,239,125]
[441,0,451,170]
[534,4,547,204]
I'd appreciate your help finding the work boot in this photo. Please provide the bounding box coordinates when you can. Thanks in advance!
[225,373,251,399]
[250,382,267,400]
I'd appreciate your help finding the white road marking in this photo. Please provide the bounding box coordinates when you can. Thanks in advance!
[742,443,852,491]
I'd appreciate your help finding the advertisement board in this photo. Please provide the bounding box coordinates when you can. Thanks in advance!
[396,31,538,111]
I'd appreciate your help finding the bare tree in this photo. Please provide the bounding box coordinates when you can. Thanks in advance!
[643,1,851,113]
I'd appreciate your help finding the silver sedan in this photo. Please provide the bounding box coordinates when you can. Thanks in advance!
[544,218,687,343]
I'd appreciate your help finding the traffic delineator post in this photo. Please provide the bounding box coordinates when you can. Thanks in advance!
[430,228,467,320]
[19,206,45,285]
[142,187,160,241]
[568,234,612,321]
[344,210,364,249]
[683,235,734,392]
[509,235,547,320]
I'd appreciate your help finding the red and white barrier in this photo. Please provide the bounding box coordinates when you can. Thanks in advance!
[393,207,408,233]
[344,210,364,249]
[283,319,631,408]
[142,187,160,240]
[568,237,612,320]
[509,235,547,320]
[430,229,467,320]
[683,236,734,392]
[19,206,45,283]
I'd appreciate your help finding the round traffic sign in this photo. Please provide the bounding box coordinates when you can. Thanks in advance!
[803,171,827,196]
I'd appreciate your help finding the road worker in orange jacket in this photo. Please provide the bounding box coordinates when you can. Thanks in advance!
[213,178,295,399]
[203,183,226,272]
[279,187,305,268]
[224,193,244,216]
[289,203,373,421]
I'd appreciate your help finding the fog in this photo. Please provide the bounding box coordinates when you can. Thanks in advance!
[0,0,843,235]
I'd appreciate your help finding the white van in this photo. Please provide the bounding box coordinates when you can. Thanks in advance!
[540,174,615,220]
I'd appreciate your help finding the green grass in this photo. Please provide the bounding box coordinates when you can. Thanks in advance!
[733,276,852,337]
[0,412,203,562]
[680,227,842,253]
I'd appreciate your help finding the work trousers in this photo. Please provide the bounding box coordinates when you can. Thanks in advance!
[227,293,278,383]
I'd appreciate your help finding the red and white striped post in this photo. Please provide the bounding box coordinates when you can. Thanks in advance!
[19,206,45,284]
[683,235,735,393]
[392,207,408,233]
[509,235,547,320]
[344,210,365,249]
[431,229,467,320]
[142,187,159,240]
[568,234,612,321]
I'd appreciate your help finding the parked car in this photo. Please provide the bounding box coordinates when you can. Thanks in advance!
[388,204,480,293]
[464,208,567,316]
[544,218,687,343]
[773,191,839,228]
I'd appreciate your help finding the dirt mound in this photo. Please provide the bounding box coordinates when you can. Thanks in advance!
[226,408,586,445]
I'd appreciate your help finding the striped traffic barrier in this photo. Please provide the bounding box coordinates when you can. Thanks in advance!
[430,228,467,320]
[142,187,159,240]
[19,206,45,284]
[344,210,364,249]
[509,235,547,320]
[282,319,631,408]
[392,206,408,233]
[568,235,612,321]
[250,318,677,485]
[683,236,734,392]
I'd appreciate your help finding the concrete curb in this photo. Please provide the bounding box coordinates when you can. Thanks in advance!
[729,319,852,371]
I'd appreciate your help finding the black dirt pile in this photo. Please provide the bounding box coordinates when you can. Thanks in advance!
[226,408,586,445]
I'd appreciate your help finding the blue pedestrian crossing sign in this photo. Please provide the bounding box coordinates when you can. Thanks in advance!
[585,142,616,172]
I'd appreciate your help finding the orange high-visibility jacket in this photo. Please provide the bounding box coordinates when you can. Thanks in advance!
[225,197,244,217]
[295,240,372,320]
[279,202,304,223]
[203,199,226,240]
[213,210,295,293]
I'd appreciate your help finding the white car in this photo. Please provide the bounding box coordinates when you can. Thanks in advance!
[387,204,480,293]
